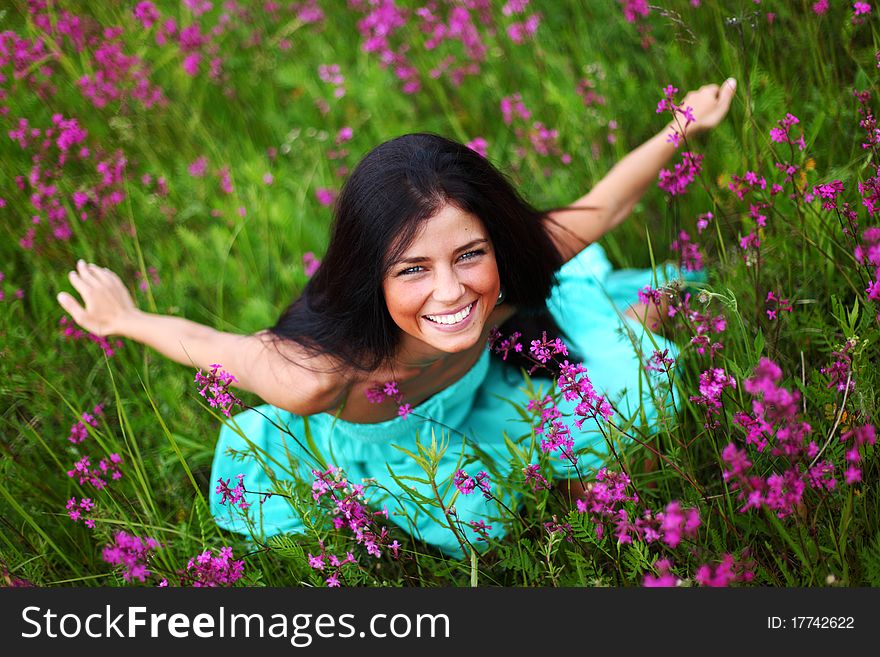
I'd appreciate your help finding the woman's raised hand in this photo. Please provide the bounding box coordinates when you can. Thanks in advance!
[677,78,737,136]
[56,260,137,337]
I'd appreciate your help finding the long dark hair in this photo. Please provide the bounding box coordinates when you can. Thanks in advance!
[267,133,572,374]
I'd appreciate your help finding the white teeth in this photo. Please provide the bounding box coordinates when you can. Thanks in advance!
[425,302,474,325]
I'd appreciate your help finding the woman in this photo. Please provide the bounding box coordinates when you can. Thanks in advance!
[56,80,736,556]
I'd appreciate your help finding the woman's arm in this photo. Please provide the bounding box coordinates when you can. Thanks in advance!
[545,79,737,262]
[57,260,342,415]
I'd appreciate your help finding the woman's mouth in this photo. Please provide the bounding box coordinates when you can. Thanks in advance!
[423,302,476,327]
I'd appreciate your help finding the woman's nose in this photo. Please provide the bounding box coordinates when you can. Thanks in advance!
[432,267,465,303]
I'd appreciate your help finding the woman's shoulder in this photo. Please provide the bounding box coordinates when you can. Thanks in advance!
[246,330,357,415]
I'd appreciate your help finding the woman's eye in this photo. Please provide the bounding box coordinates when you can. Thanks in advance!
[459,249,485,262]
[397,266,424,276]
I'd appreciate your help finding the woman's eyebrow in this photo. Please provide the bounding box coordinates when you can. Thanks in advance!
[394,238,489,265]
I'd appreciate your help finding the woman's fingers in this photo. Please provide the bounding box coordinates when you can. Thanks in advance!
[719,78,736,105]
[67,269,92,301]
[56,290,85,325]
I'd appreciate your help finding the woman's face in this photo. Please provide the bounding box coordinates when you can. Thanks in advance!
[382,204,501,363]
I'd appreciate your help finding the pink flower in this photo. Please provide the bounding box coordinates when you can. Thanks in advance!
[188,157,207,177]
[466,137,488,158]
[315,187,336,206]
[182,53,200,77]
[194,364,242,417]
[854,2,872,17]
[134,2,160,29]
[303,252,321,277]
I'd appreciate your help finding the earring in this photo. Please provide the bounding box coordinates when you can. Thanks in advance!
[496,286,505,306]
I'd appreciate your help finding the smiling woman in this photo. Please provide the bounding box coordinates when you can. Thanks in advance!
[56,80,735,556]
[382,206,500,360]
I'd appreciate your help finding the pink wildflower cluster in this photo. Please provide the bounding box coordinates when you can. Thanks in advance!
[853,2,873,25]
[739,230,761,265]
[307,543,360,588]
[188,156,208,177]
[528,395,575,464]
[467,519,492,542]
[769,113,806,151]
[453,469,492,499]
[543,515,573,542]
[617,1,653,48]
[134,266,161,292]
[644,554,754,587]
[689,368,737,429]
[728,169,782,201]
[840,424,876,484]
[315,187,337,207]
[854,90,880,153]
[555,359,614,426]
[656,85,696,148]
[415,3,492,86]
[652,288,727,358]
[77,27,166,110]
[0,29,59,115]
[619,0,649,23]
[500,93,571,169]
[694,553,755,587]
[574,468,636,540]
[303,251,321,277]
[466,136,488,158]
[194,364,242,418]
[487,327,523,361]
[813,0,830,14]
[67,453,123,490]
[523,463,550,491]
[622,500,701,548]
[500,92,531,125]
[658,151,703,196]
[528,330,568,364]
[364,379,413,419]
[642,557,678,587]
[59,315,124,358]
[820,340,856,393]
[576,77,606,108]
[765,291,793,321]
[10,113,128,251]
[317,63,345,114]
[66,496,96,528]
[311,466,393,558]
[215,474,251,511]
[855,228,880,314]
[67,403,105,444]
[578,470,698,550]
[132,1,236,84]
[16,3,165,110]
[102,531,160,583]
[724,358,838,517]
[670,230,704,272]
[812,180,845,211]
[696,211,714,234]
[183,547,245,587]
[645,348,675,374]
[353,1,419,93]
[858,171,880,219]
[505,18,540,46]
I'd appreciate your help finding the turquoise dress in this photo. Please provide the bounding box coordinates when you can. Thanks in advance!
[210,243,687,556]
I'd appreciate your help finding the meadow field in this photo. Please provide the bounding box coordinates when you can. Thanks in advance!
[1,0,878,587]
